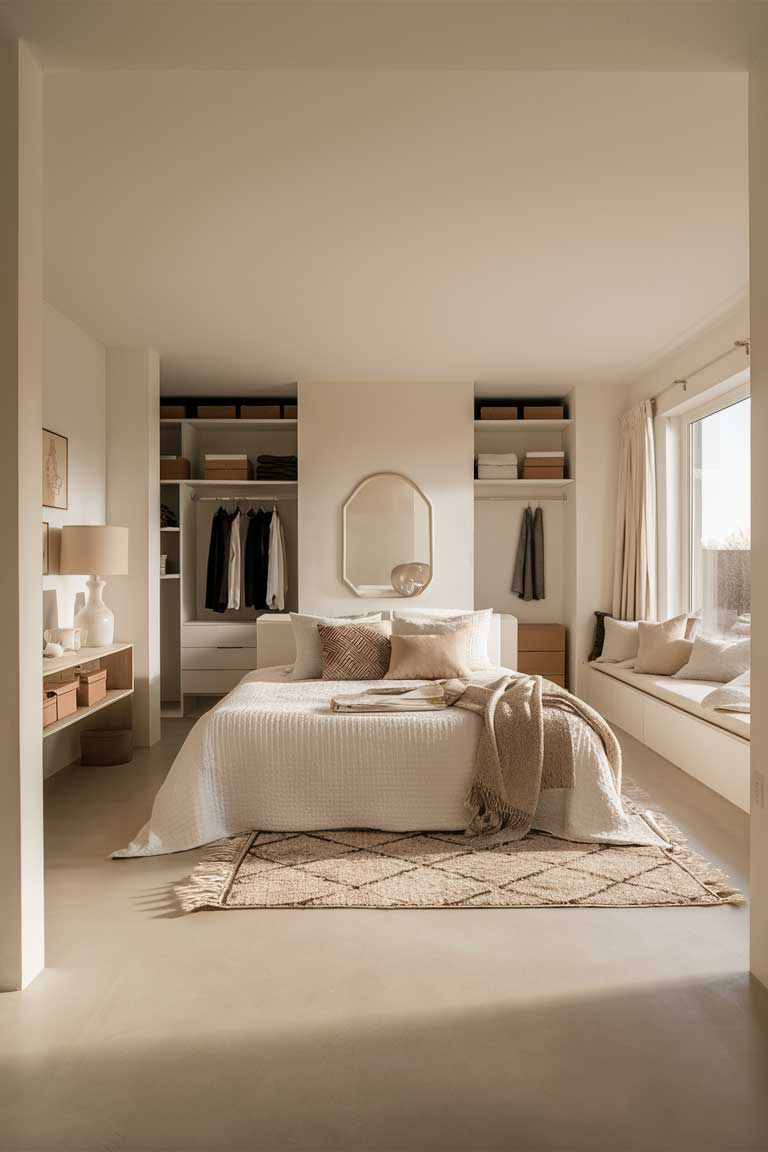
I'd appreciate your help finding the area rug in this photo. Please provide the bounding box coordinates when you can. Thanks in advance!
[176,805,743,911]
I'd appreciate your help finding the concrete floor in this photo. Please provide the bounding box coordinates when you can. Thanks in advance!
[1,720,767,1152]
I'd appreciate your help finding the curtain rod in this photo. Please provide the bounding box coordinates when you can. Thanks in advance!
[652,339,750,404]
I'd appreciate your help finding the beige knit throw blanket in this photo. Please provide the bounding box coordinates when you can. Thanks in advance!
[442,675,623,838]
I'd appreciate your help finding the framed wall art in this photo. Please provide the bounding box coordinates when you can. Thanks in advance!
[42,428,68,510]
[43,522,49,575]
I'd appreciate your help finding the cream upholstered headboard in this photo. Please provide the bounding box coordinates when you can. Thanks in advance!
[256,612,518,672]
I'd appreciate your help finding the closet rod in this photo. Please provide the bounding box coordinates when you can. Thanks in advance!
[191,493,297,502]
[475,494,568,502]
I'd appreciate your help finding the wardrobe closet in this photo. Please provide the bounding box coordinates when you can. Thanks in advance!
[159,408,299,716]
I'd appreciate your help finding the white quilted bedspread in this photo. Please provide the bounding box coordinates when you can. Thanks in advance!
[115,667,664,857]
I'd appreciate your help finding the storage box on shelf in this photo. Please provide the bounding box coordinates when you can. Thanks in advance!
[474,398,572,493]
[160,456,191,480]
[42,643,134,737]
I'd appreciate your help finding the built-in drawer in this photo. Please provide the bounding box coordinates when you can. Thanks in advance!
[517,651,565,676]
[182,622,258,648]
[182,647,259,671]
[182,669,246,695]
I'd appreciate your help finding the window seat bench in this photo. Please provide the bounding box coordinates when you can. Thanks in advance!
[582,661,750,812]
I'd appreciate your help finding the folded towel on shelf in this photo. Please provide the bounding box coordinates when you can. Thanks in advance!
[478,465,518,479]
[256,453,298,481]
[477,453,518,465]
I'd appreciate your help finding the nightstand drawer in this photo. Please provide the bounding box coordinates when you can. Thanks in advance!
[182,623,258,648]
[518,624,566,652]
[517,651,566,676]
[182,669,246,695]
[182,647,259,671]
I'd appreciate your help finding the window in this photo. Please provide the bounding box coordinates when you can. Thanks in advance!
[685,391,750,638]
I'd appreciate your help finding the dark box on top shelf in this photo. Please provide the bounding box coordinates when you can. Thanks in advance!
[160,404,186,420]
[197,404,237,419]
[283,403,297,419]
[523,405,565,420]
[479,405,518,420]
[240,404,281,420]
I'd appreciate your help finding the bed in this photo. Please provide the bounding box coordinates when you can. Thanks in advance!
[115,662,663,858]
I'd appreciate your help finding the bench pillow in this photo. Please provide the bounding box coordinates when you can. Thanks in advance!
[674,637,751,683]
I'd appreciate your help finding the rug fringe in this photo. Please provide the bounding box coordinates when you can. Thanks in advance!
[175,835,252,912]
[625,788,745,907]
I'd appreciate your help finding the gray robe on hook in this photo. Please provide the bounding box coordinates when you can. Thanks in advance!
[512,505,545,601]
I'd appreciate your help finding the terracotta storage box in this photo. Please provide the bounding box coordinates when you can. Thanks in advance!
[240,404,281,420]
[523,406,565,420]
[160,456,191,480]
[43,694,57,729]
[77,668,107,708]
[49,681,78,721]
[197,404,237,419]
[283,403,298,419]
[522,464,565,480]
[479,406,518,420]
[160,404,186,420]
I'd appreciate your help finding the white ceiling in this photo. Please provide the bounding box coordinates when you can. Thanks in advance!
[42,68,748,392]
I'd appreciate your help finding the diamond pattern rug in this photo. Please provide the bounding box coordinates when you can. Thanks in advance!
[176,814,743,911]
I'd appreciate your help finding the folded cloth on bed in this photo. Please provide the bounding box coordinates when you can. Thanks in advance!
[443,674,622,838]
[331,684,447,712]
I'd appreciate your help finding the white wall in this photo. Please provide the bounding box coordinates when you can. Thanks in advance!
[106,348,161,748]
[0,38,44,991]
[474,500,566,625]
[298,381,474,615]
[42,303,106,628]
[748,69,768,989]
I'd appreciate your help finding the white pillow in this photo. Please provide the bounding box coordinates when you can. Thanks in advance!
[595,618,639,663]
[702,670,750,713]
[596,613,690,664]
[290,612,383,680]
[392,608,492,671]
[674,637,751,683]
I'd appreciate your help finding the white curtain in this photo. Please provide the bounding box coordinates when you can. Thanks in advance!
[612,399,657,621]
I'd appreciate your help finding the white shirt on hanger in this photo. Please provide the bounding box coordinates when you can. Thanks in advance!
[227,509,241,610]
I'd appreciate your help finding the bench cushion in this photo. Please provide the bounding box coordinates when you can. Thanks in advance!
[590,663,750,740]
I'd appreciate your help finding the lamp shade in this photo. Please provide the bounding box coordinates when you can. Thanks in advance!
[60,525,129,575]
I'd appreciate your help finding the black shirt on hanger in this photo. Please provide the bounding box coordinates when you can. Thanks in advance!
[244,508,272,608]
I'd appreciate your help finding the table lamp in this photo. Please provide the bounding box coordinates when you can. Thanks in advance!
[60,525,129,646]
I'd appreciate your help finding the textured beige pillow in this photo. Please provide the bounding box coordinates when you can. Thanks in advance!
[385,626,472,680]
[290,612,383,679]
[318,621,392,680]
[392,609,492,670]
[634,616,692,675]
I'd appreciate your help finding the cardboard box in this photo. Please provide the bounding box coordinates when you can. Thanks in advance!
[523,406,565,420]
[479,406,518,420]
[49,681,78,721]
[283,403,298,419]
[522,465,565,480]
[518,623,566,652]
[160,456,191,480]
[196,404,237,419]
[160,404,186,420]
[240,404,281,420]
[203,464,253,481]
[77,668,107,708]
[43,694,57,728]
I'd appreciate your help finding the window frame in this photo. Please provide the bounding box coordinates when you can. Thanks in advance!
[678,380,751,618]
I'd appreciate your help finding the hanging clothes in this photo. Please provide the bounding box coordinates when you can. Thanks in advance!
[227,509,242,610]
[512,505,545,602]
[265,508,288,611]
[205,507,232,613]
[244,508,272,608]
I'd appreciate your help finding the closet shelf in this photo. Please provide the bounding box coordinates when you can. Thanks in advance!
[160,418,297,430]
[183,479,298,488]
[160,526,180,532]
[474,478,574,492]
[474,419,572,430]
[160,573,181,580]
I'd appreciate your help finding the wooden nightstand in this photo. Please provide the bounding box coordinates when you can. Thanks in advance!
[517,624,566,688]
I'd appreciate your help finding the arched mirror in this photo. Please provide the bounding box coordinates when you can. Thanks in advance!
[342,472,433,597]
